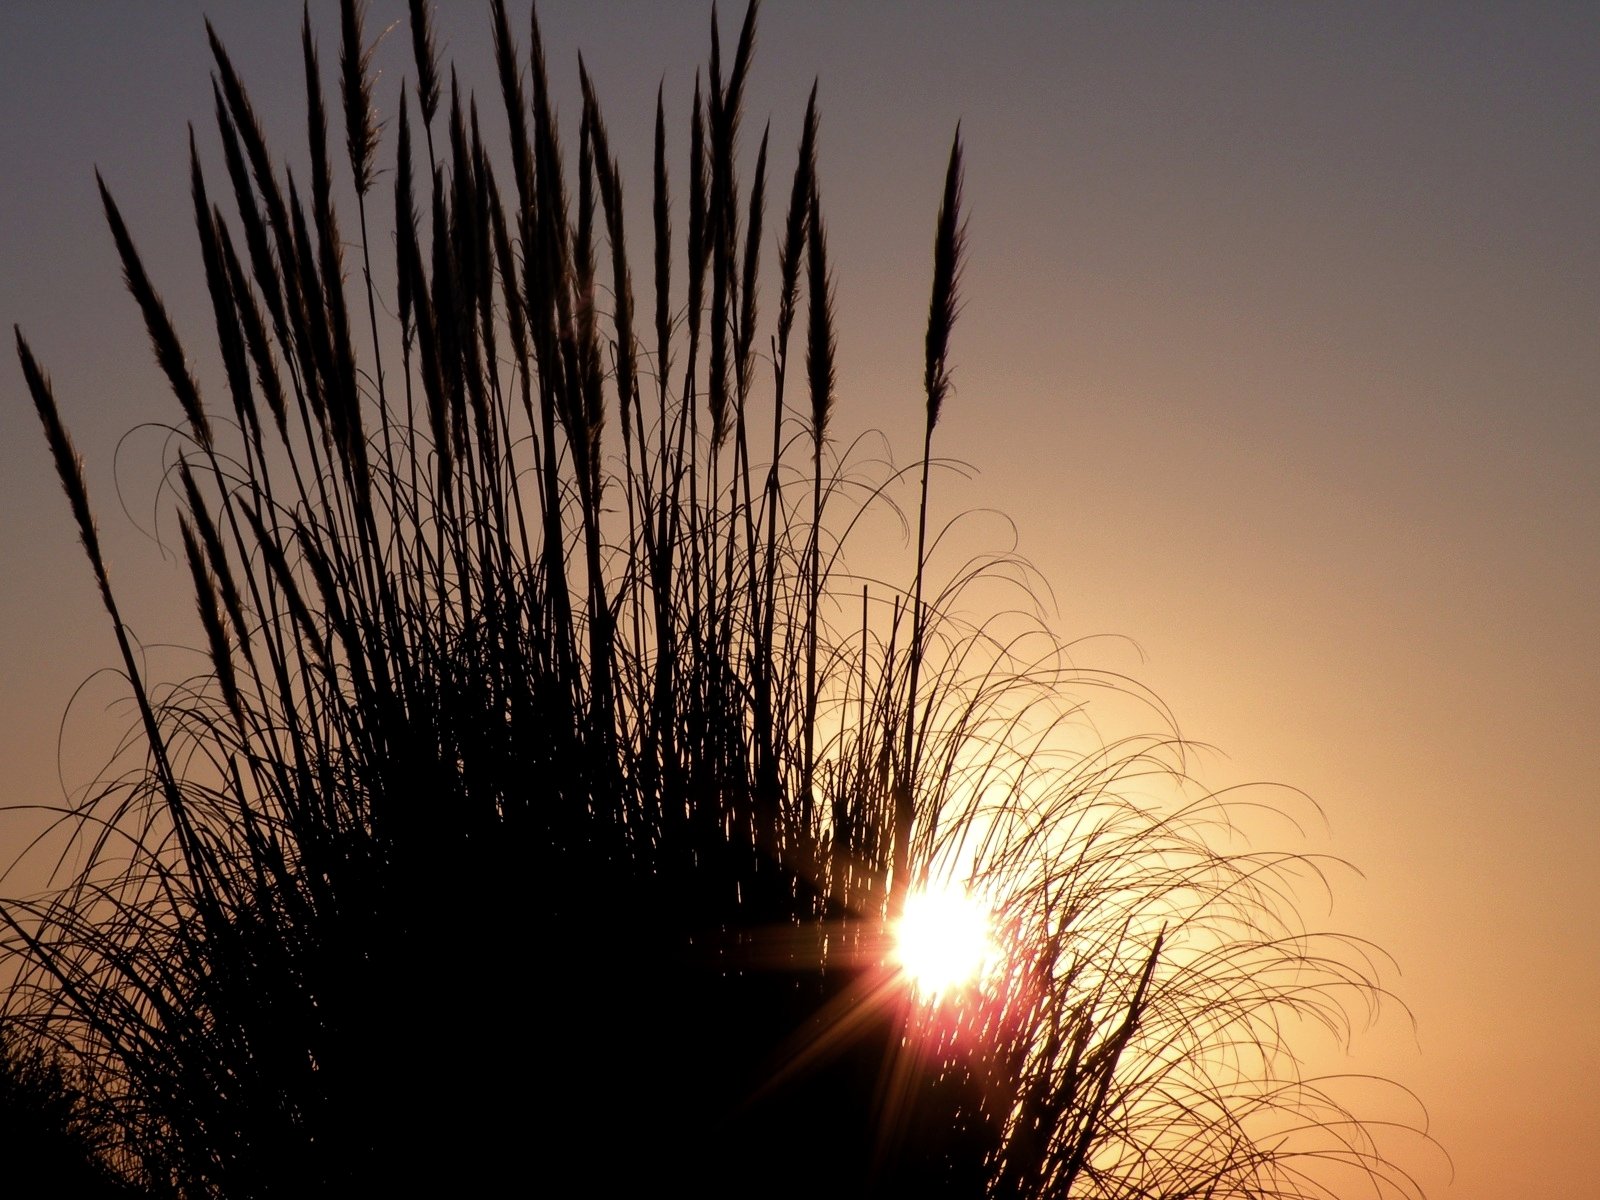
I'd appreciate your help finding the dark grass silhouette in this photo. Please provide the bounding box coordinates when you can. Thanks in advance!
[0,1024,135,1197]
[4,2,1429,1196]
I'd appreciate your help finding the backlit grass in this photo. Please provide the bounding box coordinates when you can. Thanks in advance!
[4,3,1429,1196]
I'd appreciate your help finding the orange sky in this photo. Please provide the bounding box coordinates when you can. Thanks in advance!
[2,4,1596,1196]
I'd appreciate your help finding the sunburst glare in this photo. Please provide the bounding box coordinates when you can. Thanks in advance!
[893,882,996,999]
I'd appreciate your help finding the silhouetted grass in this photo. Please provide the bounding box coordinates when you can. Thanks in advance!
[0,1023,134,1196]
[4,3,1428,1197]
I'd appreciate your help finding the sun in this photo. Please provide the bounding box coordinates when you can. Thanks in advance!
[893,882,995,998]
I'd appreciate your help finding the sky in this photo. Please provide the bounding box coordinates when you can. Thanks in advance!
[1,2,1596,1196]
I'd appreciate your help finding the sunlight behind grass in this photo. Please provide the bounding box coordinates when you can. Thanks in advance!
[0,1,1434,1195]
[894,882,996,999]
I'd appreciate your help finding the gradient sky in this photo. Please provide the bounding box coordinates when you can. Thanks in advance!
[2,3,1596,1196]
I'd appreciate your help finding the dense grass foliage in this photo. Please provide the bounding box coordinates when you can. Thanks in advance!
[0,1027,134,1197]
[5,2,1426,1196]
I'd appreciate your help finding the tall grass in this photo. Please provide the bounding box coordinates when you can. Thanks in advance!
[4,2,1428,1196]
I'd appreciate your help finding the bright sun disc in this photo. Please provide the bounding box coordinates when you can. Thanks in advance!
[894,884,994,997]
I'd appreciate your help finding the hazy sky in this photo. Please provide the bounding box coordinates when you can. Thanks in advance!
[2,4,1596,1196]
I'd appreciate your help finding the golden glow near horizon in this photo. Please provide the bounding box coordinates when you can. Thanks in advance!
[893,882,996,1000]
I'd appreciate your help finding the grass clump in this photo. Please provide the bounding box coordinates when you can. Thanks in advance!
[0,1022,134,1196]
[4,2,1429,1197]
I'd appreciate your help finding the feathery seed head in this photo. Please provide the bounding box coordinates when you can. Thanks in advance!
[924,128,966,433]
[339,0,380,195]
